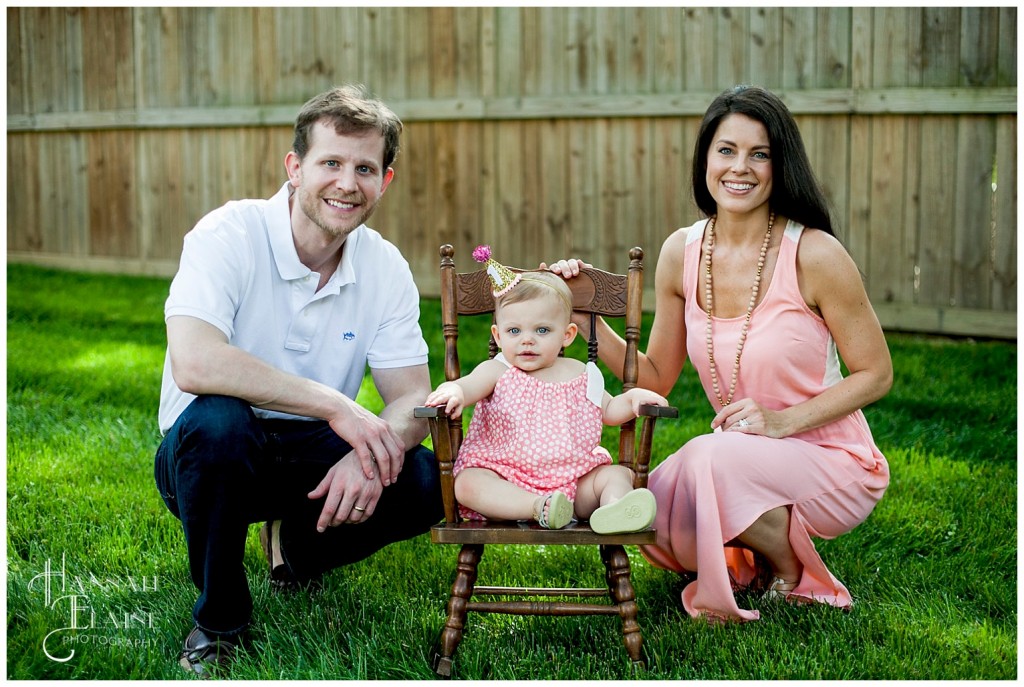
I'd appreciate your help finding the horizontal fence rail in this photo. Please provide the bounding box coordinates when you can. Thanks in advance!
[6,6,1017,339]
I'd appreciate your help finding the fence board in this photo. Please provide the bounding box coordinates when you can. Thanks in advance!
[590,119,611,265]
[921,7,960,87]
[818,7,851,89]
[991,116,1016,310]
[997,7,1017,86]
[901,116,922,307]
[849,7,872,91]
[494,122,526,260]
[651,118,688,248]
[455,8,481,98]
[540,119,571,260]
[653,7,683,94]
[625,8,652,95]
[7,9,27,114]
[717,8,748,88]
[952,116,997,309]
[452,120,482,261]
[961,7,1000,87]
[494,8,520,97]
[393,121,434,280]
[867,116,911,304]
[846,115,872,276]
[783,7,815,89]
[749,7,783,88]
[25,8,62,113]
[682,8,716,90]
[614,118,644,260]
[567,120,597,261]
[799,115,849,241]
[9,136,43,252]
[478,120,500,277]
[63,8,85,111]
[430,7,457,98]
[916,116,958,308]
[874,7,914,87]
[88,131,136,257]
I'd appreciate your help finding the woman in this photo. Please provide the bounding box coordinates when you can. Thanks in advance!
[547,85,891,622]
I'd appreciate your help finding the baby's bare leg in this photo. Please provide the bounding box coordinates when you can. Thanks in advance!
[574,464,634,519]
[454,467,541,521]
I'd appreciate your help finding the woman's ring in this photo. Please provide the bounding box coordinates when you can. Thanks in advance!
[738,418,750,428]
[353,506,366,512]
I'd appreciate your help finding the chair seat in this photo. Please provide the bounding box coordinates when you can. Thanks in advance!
[431,520,657,545]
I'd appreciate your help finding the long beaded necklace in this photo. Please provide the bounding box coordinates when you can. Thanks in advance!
[703,211,775,408]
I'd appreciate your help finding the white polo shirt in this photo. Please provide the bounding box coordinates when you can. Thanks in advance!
[158,182,428,433]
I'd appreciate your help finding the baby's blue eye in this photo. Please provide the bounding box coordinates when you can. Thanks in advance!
[508,327,520,335]
[537,327,551,335]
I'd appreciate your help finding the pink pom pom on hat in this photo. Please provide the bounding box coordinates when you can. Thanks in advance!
[473,244,522,297]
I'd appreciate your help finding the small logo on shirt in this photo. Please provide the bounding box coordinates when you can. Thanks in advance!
[343,331,356,341]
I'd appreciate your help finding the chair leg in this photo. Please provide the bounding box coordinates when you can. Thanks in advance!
[432,544,483,678]
[601,544,645,667]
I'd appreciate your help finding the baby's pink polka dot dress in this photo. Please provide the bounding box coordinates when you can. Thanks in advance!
[453,357,611,521]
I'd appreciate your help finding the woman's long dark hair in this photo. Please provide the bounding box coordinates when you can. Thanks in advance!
[691,85,835,236]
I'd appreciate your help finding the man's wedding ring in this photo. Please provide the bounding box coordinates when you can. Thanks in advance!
[353,506,366,512]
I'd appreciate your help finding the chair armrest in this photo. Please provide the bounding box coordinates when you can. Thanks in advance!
[414,405,461,524]
[638,403,678,419]
[632,404,677,489]
[414,406,442,419]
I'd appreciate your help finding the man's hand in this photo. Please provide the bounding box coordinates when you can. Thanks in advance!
[307,453,385,531]
[327,398,405,486]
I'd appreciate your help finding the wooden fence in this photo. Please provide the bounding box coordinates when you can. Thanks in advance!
[6,7,1017,338]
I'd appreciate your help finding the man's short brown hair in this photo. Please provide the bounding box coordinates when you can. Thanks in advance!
[292,84,402,171]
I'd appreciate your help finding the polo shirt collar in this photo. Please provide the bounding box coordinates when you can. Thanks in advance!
[267,181,362,288]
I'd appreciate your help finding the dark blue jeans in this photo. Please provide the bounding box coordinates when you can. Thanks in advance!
[154,395,442,638]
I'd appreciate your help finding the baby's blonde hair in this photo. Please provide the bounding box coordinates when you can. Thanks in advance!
[496,271,573,321]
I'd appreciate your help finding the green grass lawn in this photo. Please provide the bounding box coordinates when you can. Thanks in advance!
[5,264,1017,680]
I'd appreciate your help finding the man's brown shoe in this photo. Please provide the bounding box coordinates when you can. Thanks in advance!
[178,626,239,678]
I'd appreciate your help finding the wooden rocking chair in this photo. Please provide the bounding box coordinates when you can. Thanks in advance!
[414,244,677,678]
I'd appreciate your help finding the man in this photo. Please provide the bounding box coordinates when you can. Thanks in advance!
[154,84,442,677]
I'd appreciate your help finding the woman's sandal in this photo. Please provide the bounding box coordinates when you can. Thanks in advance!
[258,520,325,593]
[535,492,574,529]
[259,520,291,589]
[761,576,799,602]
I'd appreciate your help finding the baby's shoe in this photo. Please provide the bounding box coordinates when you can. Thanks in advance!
[536,492,574,530]
[589,488,656,534]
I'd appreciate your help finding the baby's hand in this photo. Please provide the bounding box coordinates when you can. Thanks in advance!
[627,388,668,416]
[424,382,466,417]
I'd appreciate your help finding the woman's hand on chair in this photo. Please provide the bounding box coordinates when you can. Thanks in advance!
[540,258,591,278]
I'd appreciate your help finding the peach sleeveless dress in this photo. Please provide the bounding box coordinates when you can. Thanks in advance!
[453,354,611,521]
[642,219,890,622]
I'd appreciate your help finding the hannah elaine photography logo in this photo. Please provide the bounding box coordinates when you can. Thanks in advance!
[28,554,160,663]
